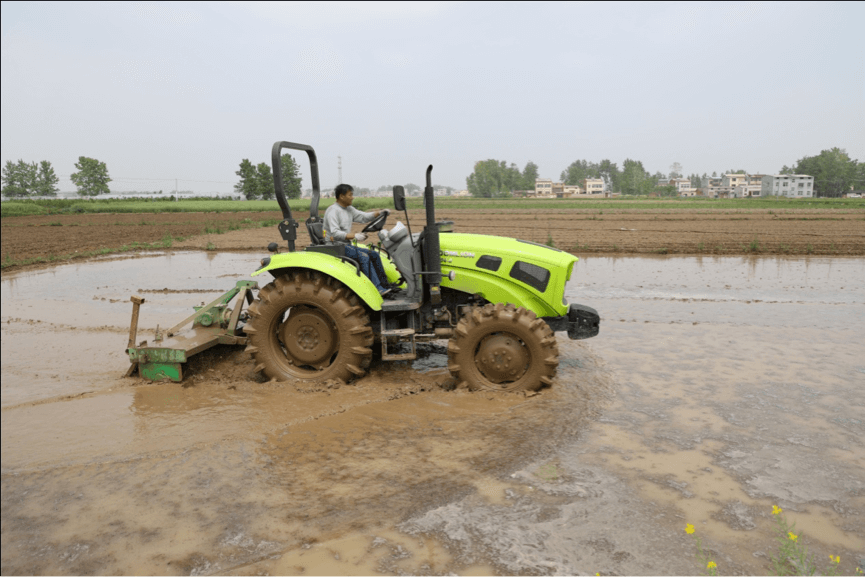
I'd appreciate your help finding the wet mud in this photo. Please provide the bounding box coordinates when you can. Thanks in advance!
[2,252,864,575]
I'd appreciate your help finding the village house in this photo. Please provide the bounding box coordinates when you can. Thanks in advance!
[761,174,814,198]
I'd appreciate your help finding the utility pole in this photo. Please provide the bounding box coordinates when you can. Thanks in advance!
[337,156,342,185]
[175,178,178,202]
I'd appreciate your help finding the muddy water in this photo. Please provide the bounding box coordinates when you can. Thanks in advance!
[1,253,863,575]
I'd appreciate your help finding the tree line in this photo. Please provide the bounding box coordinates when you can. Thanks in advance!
[6,148,862,200]
[1,157,109,197]
[233,154,303,200]
[465,148,865,198]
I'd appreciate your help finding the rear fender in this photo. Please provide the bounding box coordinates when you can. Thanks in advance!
[252,251,384,310]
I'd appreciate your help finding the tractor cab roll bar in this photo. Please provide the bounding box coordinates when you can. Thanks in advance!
[271,141,322,252]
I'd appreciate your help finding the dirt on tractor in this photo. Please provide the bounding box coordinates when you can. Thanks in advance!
[2,252,863,575]
[1,207,863,268]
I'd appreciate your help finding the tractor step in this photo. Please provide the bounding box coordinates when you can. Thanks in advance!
[380,315,417,362]
[381,328,415,337]
[382,352,417,361]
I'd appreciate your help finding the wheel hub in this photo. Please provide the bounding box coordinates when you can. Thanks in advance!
[475,332,529,385]
[279,306,337,368]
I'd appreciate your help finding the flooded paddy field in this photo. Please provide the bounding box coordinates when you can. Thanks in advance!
[2,252,863,575]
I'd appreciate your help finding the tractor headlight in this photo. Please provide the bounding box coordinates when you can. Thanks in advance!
[260,256,271,268]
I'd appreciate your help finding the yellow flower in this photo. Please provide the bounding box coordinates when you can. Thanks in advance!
[788,532,798,541]
[829,555,840,564]
[707,561,717,569]
[772,505,783,515]
[685,524,695,534]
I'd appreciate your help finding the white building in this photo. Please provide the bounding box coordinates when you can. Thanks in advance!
[761,175,814,198]
[734,184,762,198]
[535,178,553,196]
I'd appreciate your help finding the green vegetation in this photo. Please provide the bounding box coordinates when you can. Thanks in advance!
[234,153,303,200]
[1,195,862,219]
[466,159,539,197]
[782,148,865,197]
[70,156,111,196]
[1,159,60,197]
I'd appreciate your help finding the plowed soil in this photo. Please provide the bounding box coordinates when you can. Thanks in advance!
[2,207,863,269]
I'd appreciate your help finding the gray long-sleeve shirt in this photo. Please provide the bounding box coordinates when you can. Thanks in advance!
[322,203,375,242]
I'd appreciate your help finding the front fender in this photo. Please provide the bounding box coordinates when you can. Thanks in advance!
[252,251,384,310]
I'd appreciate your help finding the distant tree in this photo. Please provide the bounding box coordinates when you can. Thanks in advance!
[35,160,59,196]
[711,171,717,177]
[560,159,600,185]
[598,159,620,192]
[620,159,653,195]
[279,153,302,200]
[791,148,865,197]
[779,165,795,175]
[656,184,678,197]
[377,184,393,192]
[1,160,38,197]
[70,156,111,196]
[689,173,702,188]
[466,159,519,198]
[234,159,257,200]
[404,183,421,196]
[669,162,683,179]
[254,162,275,200]
[521,161,539,191]
[503,162,522,192]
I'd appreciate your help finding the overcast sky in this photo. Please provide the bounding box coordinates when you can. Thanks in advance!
[2,1,864,194]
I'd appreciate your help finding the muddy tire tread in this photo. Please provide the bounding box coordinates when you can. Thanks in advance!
[447,303,559,392]
[246,270,373,383]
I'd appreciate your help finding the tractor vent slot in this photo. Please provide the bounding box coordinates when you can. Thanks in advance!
[510,261,550,293]
[476,255,502,272]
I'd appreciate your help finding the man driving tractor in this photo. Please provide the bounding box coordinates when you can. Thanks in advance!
[323,184,396,297]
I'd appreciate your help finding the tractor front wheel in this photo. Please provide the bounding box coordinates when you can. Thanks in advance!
[245,270,373,383]
[447,303,559,392]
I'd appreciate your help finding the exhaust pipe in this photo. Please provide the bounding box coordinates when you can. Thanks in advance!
[423,165,442,304]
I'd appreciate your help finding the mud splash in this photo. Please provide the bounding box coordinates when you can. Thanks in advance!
[1,253,863,575]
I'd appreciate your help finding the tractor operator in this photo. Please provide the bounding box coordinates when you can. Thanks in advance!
[323,184,396,297]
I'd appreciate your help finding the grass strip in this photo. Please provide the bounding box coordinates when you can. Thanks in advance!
[2,196,862,218]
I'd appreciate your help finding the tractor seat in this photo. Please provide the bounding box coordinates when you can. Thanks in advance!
[306,217,326,245]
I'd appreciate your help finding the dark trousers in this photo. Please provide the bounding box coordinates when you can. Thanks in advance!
[344,245,388,291]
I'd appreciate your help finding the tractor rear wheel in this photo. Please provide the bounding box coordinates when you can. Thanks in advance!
[245,270,373,383]
[447,303,559,392]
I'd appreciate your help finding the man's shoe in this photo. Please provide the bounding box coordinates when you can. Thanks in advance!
[378,287,395,298]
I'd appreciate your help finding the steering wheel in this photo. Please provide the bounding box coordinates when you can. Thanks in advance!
[361,211,388,233]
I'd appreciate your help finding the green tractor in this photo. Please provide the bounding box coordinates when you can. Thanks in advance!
[246,141,599,392]
[125,141,599,391]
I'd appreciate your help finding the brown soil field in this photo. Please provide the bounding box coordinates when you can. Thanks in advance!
[2,207,863,270]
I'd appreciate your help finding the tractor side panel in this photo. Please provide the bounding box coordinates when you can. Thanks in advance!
[252,252,384,310]
[439,233,576,317]
[440,266,560,318]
